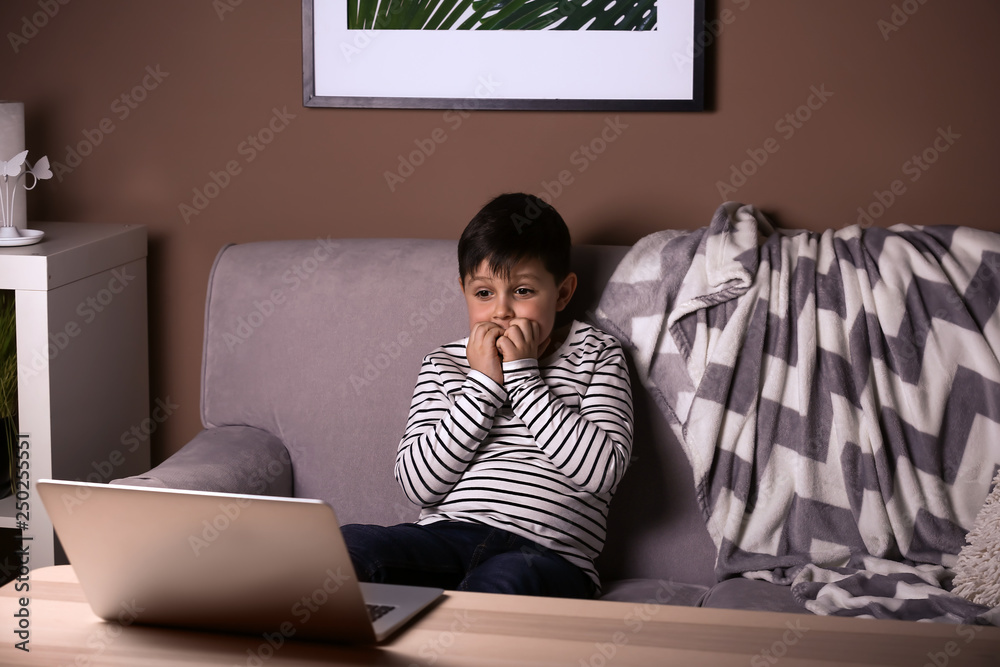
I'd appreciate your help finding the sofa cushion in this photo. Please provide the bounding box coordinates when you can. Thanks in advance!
[600,578,709,607]
[698,578,809,614]
[112,426,293,497]
[596,369,718,588]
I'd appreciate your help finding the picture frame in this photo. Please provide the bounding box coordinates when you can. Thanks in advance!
[302,0,706,111]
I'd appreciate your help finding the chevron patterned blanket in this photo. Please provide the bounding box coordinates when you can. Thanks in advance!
[594,202,1000,623]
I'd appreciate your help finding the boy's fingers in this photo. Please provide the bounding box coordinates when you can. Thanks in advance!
[503,324,525,347]
[509,318,540,343]
[473,322,502,344]
[496,335,513,354]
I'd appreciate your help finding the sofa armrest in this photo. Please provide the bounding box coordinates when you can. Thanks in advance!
[110,425,293,497]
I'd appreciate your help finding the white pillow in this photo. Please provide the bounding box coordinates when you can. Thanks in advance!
[952,469,1000,608]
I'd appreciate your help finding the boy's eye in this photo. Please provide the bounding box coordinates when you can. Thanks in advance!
[474,289,492,298]
[515,287,534,296]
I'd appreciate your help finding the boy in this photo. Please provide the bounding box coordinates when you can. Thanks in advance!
[342,193,633,598]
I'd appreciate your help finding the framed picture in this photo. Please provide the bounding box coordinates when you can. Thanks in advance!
[302,0,705,111]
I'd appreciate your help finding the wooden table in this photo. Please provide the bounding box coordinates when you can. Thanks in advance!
[2,566,999,666]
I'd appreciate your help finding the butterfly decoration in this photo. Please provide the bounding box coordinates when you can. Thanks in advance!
[24,155,52,189]
[0,150,28,179]
[1,149,51,228]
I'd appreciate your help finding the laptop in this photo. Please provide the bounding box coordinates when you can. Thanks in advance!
[37,479,443,643]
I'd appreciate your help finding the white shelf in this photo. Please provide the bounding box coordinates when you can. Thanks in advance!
[0,222,146,290]
[0,222,150,567]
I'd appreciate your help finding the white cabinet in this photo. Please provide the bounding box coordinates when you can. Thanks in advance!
[0,222,150,569]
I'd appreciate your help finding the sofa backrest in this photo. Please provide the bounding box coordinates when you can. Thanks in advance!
[201,237,716,587]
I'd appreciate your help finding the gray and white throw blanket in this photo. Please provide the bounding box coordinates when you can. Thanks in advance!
[594,202,1000,624]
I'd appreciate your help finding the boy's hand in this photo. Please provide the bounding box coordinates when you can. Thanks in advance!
[496,318,550,362]
[467,321,505,385]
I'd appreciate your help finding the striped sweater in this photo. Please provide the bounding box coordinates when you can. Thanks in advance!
[394,321,634,589]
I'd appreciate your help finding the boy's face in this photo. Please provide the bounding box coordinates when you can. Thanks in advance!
[461,257,576,345]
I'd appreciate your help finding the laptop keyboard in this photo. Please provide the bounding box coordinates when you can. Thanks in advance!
[367,603,396,622]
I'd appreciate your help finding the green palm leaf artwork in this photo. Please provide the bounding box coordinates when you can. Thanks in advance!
[348,0,657,31]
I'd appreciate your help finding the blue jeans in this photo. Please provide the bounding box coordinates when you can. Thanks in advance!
[341,521,595,599]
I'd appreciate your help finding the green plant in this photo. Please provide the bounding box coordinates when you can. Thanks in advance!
[347,0,657,31]
[0,290,16,497]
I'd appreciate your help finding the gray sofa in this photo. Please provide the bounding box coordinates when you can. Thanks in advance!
[114,237,806,612]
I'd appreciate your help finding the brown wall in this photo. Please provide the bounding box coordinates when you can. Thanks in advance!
[3,0,998,463]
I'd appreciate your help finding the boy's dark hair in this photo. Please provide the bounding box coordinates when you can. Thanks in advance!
[458,193,571,284]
